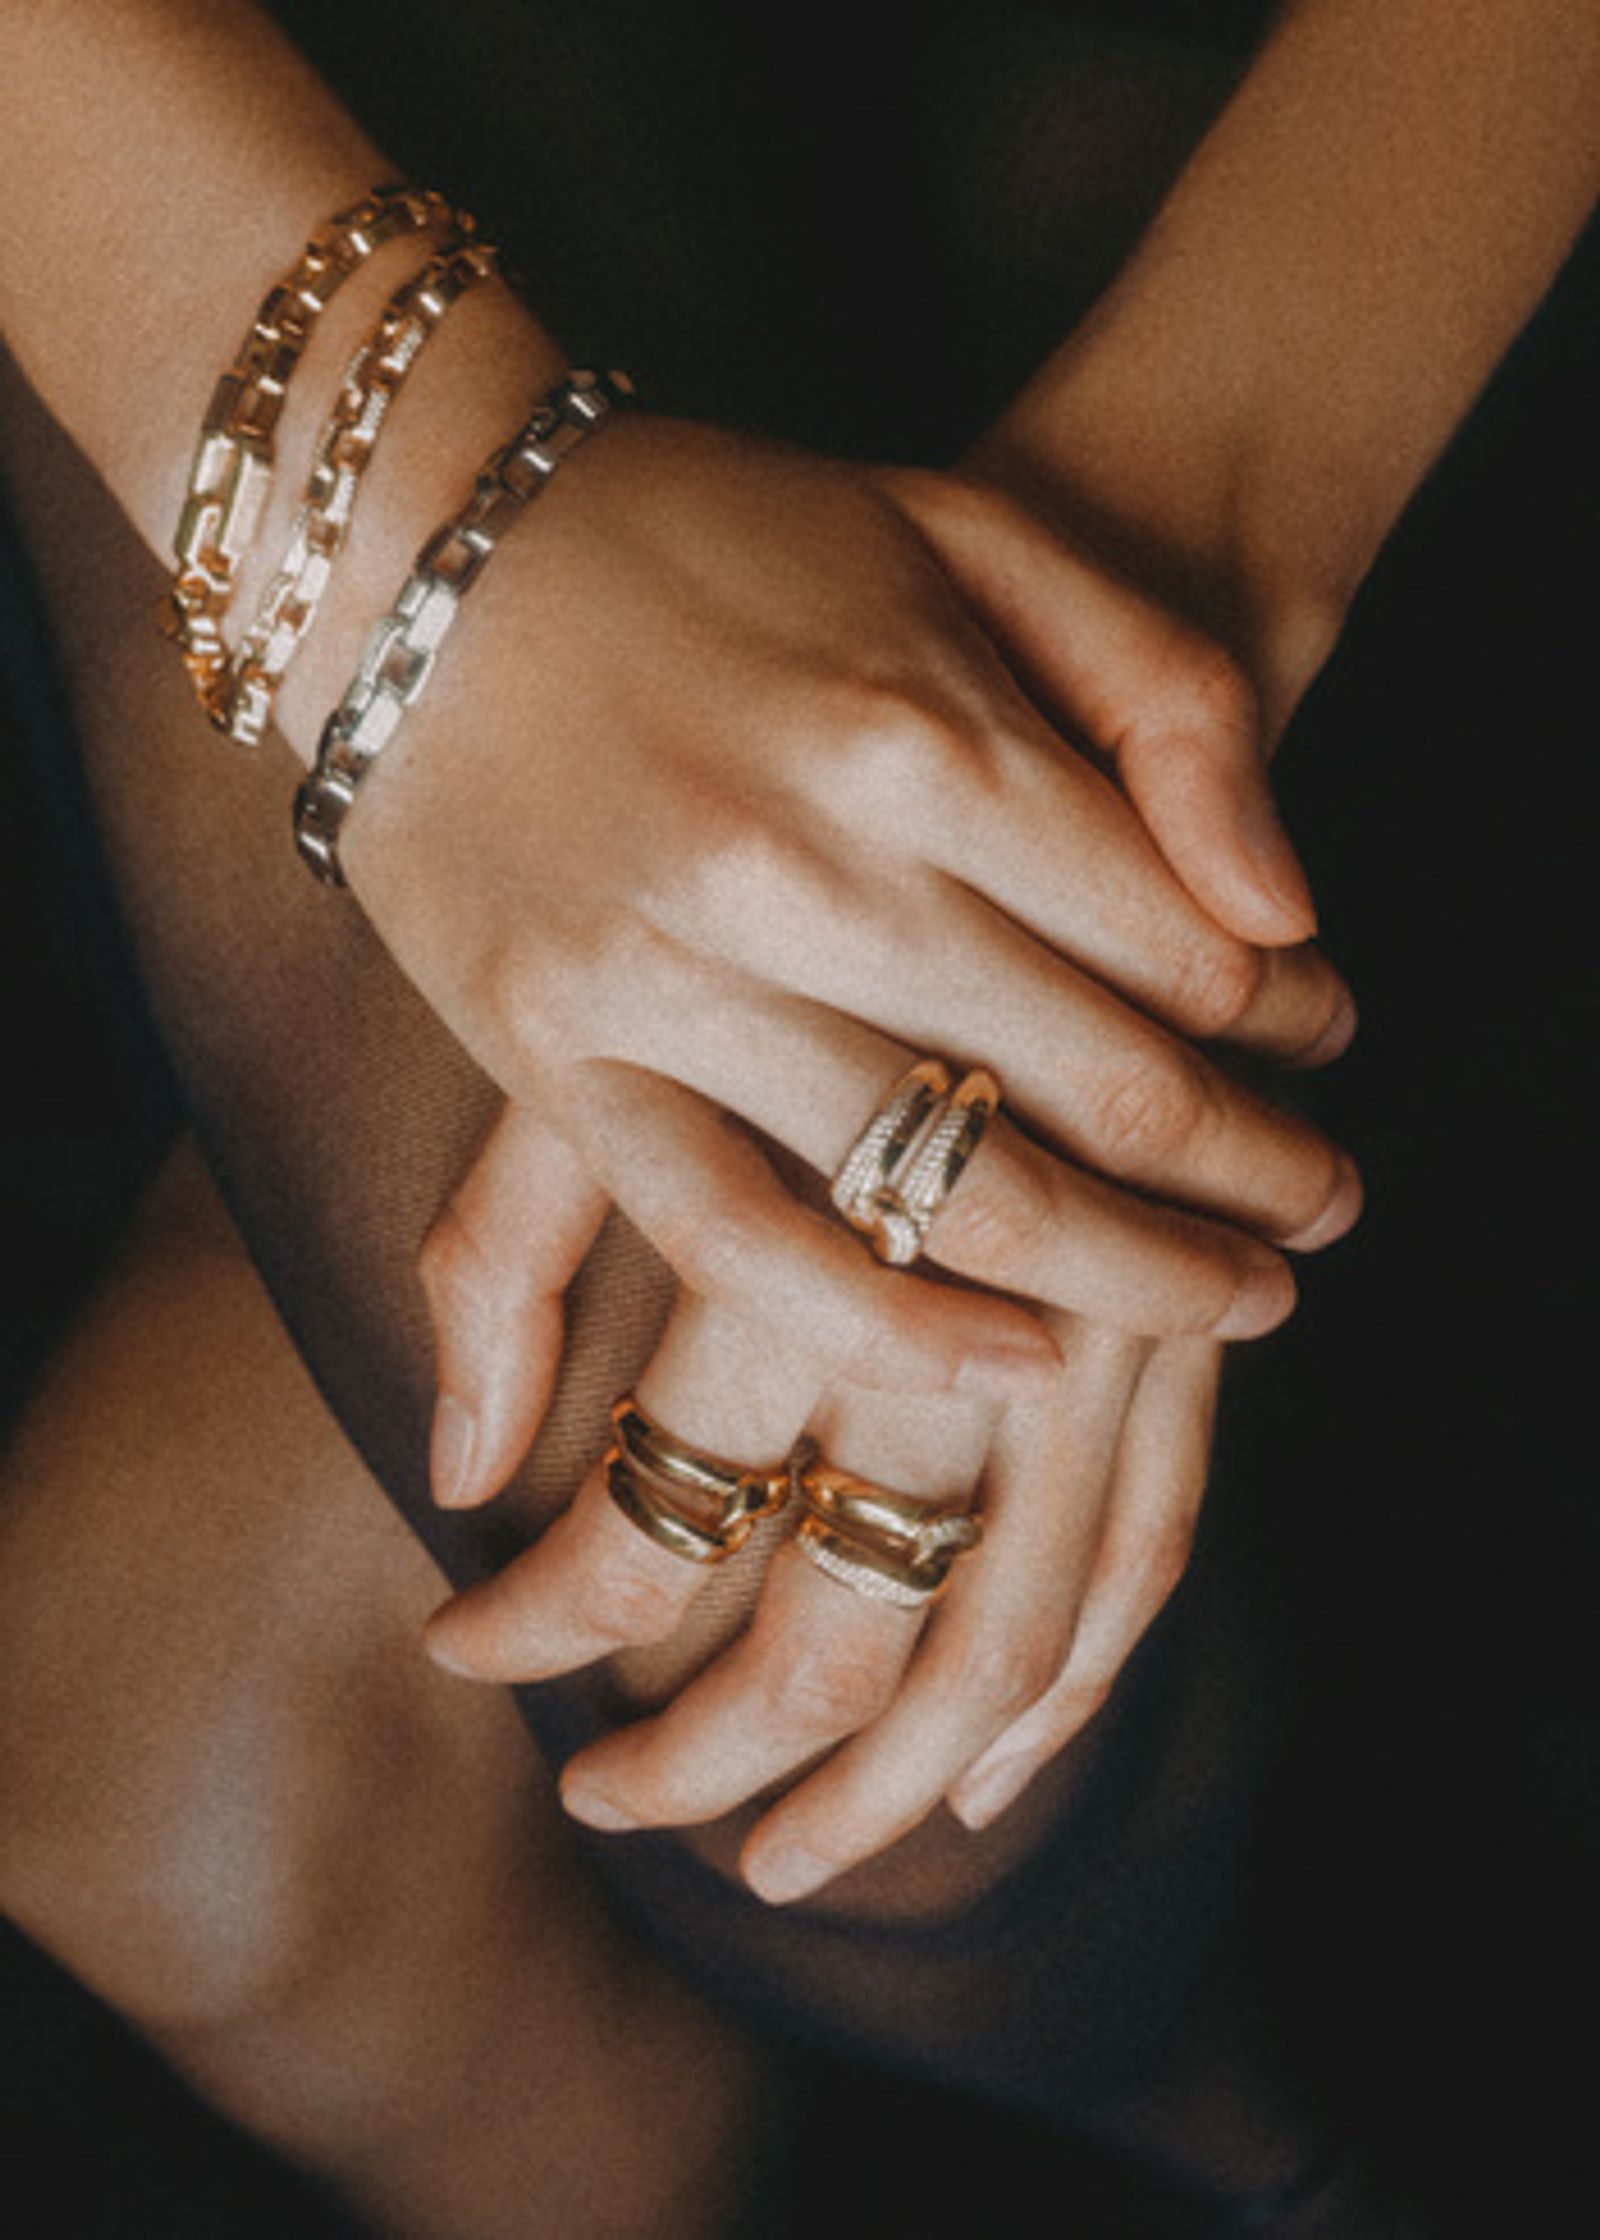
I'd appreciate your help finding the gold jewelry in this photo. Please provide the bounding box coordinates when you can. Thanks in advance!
[831,1062,1001,1268]
[603,1397,789,1566]
[223,232,499,746]
[162,184,453,715]
[788,1437,982,1608]
[295,366,635,885]
[829,1059,950,1229]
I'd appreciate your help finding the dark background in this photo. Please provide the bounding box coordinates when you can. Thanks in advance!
[1,8,1595,2231]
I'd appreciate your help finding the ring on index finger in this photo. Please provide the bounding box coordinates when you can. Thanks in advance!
[788,1435,983,1608]
[831,1060,1001,1268]
[605,1396,791,1565]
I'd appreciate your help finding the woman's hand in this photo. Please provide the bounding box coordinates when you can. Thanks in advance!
[340,413,1359,1419]
[419,1103,1225,1902]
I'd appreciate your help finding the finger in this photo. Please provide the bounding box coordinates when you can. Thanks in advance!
[567,1054,1301,1347]
[417,1102,610,1509]
[738,1323,1149,1903]
[854,704,1350,1067]
[559,1389,992,1835]
[609,857,1358,1253]
[721,879,1360,1251]
[560,944,1347,1318]
[883,465,1317,948]
[947,1336,1221,1831]
[425,1292,816,1681]
[563,1057,1078,1387]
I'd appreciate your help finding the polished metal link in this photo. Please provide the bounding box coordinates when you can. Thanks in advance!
[294,366,636,886]
[223,234,499,745]
[161,184,455,713]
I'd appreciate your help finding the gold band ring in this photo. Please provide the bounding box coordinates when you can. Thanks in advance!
[604,1397,790,1566]
[831,1062,1001,1268]
[788,1436,982,1608]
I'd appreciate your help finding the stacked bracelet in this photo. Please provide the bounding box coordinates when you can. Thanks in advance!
[162,185,636,885]
[162,183,453,716]
[222,232,499,747]
[293,366,635,886]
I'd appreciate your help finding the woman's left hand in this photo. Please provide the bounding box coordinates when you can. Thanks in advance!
[418,1099,1222,1902]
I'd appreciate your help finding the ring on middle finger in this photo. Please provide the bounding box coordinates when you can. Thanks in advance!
[831,1059,1002,1268]
[787,1434,983,1608]
[605,1395,791,1565]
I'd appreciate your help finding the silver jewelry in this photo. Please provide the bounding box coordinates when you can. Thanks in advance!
[294,366,635,885]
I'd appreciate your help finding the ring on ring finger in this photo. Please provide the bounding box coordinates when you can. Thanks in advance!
[788,1434,983,1607]
[605,1395,790,1564]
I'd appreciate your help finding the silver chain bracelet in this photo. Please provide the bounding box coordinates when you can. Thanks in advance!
[293,365,636,886]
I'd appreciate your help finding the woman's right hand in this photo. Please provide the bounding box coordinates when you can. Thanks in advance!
[339,410,1359,1400]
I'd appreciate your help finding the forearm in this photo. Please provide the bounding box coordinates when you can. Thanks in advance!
[984,0,1600,702]
[0,0,564,750]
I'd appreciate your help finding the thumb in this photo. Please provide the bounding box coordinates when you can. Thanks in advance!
[884,466,1316,948]
[418,1101,610,1510]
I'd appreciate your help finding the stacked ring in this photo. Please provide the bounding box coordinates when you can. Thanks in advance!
[788,1437,983,1608]
[831,1062,1001,1267]
[604,1397,790,1565]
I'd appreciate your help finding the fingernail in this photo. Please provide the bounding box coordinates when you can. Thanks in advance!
[430,1393,477,1508]
[562,1781,642,1834]
[744,1843,833,1906]
[1241,792,1317,935]
[957,1334,1062,1401]
[422,1625,478,1679]
[1283,1154,1365,1253]
[1295,987,1359,1069]
[951,1751,1037,1832]
[1213,1249,1296,1339]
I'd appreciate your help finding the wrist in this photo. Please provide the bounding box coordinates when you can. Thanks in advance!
[265,276,568,759]
[971,338,1356,740]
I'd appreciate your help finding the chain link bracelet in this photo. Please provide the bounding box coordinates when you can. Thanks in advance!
[160,183,454,716]
[223,233,499,747]
[294,366,636,887]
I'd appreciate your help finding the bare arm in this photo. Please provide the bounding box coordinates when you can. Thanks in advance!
[970,0,1600,725]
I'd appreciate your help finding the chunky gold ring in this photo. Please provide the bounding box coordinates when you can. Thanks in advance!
[788,1436,983,1608]
[830,1062,1001,1268]
[604,1397,790,1566]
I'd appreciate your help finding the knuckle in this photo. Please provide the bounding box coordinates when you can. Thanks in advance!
[1086,1051,1208,1170]
[1170,935,1265,1039]
[762,1642,896,1738]
[928,1148,1054,1286]
[958,1627,1063,1721]
[416,1201,482,1312]
[833,686,991,811]
[572,1559,686,1648]
[1054,1671,1114,1737]
[1150,635,1259,746]
[668,1188,772,1301]
[1139,1521,1199,1612]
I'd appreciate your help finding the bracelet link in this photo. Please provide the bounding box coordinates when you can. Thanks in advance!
[294,366,636,887]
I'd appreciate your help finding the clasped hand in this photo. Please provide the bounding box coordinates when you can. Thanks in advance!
[337,413,1359,1901]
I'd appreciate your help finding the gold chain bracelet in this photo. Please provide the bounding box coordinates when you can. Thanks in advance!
[161,183,454,716]
[222,232,499,746]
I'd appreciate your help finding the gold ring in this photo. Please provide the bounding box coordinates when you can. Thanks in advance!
[831,1062,1001,1268]
[604,1397,790,1566]
[788,1436,982,1608]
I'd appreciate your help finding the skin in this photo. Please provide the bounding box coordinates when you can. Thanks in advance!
[0,0,1593,2059]
[0,0,1370,1911]
[418,0,1600,1895]
[0,1148,770,2240]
